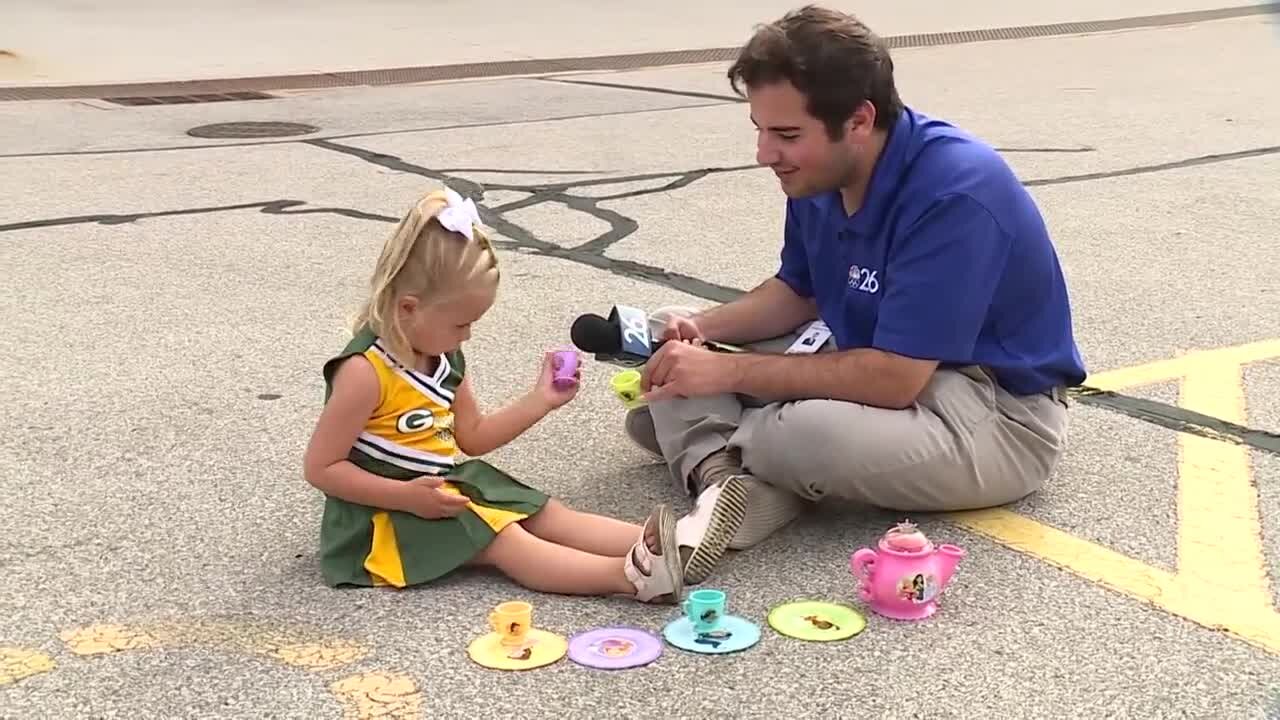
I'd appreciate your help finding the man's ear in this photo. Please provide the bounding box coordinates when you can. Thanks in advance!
[847,100,877,139]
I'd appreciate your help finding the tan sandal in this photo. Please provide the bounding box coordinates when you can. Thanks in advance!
[623,504,684,604]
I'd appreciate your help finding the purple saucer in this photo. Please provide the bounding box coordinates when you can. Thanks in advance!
[566,627,662,670]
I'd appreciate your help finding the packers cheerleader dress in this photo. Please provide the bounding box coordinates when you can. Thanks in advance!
[317,326,549,588]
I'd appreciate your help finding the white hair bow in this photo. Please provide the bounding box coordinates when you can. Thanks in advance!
[437,187,481,240]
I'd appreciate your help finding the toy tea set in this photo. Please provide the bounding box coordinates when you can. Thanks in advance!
[467,519,967,671]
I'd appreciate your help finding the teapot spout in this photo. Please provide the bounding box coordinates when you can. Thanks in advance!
[936,543,965,587]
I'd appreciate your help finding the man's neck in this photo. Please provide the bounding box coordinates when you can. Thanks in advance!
[838,128,889,216]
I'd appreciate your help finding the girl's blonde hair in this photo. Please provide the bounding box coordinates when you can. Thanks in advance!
[352,188,499,362]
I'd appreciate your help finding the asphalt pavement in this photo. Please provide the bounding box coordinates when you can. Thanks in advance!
[2,3,1279,719]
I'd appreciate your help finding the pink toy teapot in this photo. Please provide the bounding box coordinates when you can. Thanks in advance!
[850,520,965,620]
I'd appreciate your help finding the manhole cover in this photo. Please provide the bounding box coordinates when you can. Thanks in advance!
[186,121,319,139]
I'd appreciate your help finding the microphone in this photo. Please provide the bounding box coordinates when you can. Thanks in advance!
[570,305,744,367]
[570,305,655,367]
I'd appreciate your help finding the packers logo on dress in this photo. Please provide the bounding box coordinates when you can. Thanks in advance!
[396,409,435,434]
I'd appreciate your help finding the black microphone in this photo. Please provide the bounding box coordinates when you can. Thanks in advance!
[570,306,654,367]
[569,313,623,354]
[570,306,744,367]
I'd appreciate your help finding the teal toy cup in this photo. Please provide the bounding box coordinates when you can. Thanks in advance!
[682,589,726,633]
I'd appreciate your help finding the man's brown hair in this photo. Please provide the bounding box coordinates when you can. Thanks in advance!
[727,5,904,138]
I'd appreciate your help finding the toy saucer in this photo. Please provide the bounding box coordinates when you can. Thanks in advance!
[567,627,662,670]
[662,614,759,654]
[767,600,866,642]
[467,628,567,670]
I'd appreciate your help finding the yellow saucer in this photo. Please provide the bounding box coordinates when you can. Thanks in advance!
[466,628,568,671]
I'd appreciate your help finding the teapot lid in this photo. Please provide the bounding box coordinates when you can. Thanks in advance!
[883,520,931,552]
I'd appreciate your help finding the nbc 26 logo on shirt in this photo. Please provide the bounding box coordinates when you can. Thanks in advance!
[848,264,880,294]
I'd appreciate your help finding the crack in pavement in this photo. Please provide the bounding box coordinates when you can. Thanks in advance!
[5,138,1279,450]
[434,167,604,175]
[1072,386,1280,456]
[539,77,746,104]
[0,200,396,232]
[303,137,748,300]
[1025,144,1280,186]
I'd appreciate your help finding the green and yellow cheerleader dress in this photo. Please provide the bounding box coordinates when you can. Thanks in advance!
[317,327,549,588]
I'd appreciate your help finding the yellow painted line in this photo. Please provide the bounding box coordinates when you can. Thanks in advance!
[1086,338,1280,390]
[1176,361,1271,605]
[56,619,425,719]
[951,339,1280,656]
[267,641,369,672]
[0,647,56,686]
[949,508,1176,598]
[60,623,162,655]
[331,671,423,720]
[953,509,1280,656]
[1158,576,1280,657]
[60,619,367,670]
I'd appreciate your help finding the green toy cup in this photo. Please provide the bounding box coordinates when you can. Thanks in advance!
[610,369,646,409]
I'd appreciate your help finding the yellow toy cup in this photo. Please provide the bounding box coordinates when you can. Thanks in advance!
[610,369,646,409]
[488,600,533,647]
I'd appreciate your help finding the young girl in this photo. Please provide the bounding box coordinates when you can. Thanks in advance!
[302,187,683,604]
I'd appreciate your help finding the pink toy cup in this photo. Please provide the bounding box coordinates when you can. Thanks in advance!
[551,349,579,390]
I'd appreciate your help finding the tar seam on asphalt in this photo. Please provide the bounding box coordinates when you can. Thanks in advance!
[5,136,1278,457]
[537,77,746,103]
[0,103,732,160]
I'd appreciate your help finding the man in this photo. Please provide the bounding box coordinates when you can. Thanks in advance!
[628,5,1087,585]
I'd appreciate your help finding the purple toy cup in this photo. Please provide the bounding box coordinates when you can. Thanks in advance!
[551,349,579,390]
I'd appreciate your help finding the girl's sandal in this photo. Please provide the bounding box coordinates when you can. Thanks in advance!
[623,504,684,605]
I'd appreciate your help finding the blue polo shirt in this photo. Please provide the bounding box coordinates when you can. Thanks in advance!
[776,106,1086,396]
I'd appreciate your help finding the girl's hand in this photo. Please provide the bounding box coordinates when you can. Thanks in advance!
[534,350,581,410]
[398,476,472,519]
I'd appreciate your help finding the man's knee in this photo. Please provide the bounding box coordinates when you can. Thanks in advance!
[735,400,867,501]
[735,399,1030,512]
[623,406,663,459]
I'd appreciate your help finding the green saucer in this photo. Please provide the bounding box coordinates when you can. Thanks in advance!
[767,600,866,641]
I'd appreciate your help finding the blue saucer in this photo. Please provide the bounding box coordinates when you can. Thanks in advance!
[662,614,760,654]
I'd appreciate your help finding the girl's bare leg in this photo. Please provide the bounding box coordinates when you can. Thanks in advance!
[520,499,642,557]
[472,521,636,596]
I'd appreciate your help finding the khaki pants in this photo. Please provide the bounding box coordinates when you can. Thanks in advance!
[639,317,1070,517]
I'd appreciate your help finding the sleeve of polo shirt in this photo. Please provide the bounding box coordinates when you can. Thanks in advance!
[775,200,814,298]
[872,193,1012,361]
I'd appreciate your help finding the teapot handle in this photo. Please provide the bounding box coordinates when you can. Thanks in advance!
[850,549,877,602]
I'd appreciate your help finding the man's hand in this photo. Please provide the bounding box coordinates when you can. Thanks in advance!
[661,314,704,342]
[673,277,818,346]
[641,340,739,401]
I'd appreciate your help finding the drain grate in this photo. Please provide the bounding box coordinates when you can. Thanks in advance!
[102,91,275,106]
[185,121,320,139]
